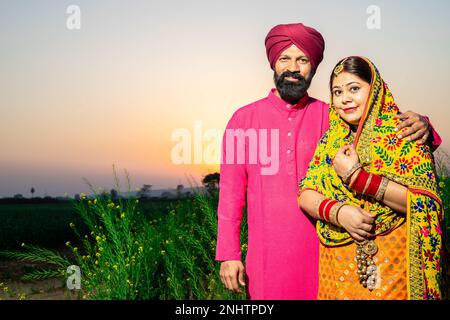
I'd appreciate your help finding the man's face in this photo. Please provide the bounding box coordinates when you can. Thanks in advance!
[273,45,313,104]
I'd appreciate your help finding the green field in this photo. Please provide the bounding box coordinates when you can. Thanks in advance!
[0,199,176,250]
[0,175,449,300]
[0,194,247,300]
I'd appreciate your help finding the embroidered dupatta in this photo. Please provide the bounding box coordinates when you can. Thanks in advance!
[299,57,446,299]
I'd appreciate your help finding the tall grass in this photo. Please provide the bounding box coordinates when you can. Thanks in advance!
[4,149,448,300]
[0,169,248,300]
[436,150,450,248]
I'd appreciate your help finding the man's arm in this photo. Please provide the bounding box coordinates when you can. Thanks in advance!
[216,113,248,293]
[215,113,247,261]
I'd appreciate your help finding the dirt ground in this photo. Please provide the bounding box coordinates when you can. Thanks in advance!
[0,259,81,300]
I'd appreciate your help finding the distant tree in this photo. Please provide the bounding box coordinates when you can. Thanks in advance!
[202,173,220,194]
[30,187,35,198]
[110,188,118,201]
[13,194,24,199]
[138,184,152,199]
[74,193,80,201]
[176,184,184,199]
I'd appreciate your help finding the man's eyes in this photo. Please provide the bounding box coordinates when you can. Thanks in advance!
[279,57,309,63]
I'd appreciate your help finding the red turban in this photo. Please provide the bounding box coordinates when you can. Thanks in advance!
[265,23,325,73]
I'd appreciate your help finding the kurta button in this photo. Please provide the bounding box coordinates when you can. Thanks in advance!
[287,132,292,137]
[287,149,291,154]
[288,117,292,121]
[286,104,291,109]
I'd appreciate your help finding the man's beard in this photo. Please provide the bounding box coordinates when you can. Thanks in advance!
[274,71,313,105]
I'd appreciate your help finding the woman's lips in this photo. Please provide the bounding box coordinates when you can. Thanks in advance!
[343,107,358,113]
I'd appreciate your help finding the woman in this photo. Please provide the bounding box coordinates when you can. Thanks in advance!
[298,56,447,299]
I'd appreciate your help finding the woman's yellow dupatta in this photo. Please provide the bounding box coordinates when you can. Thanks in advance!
[299,57,447,299]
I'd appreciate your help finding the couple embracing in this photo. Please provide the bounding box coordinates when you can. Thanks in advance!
[216,23,448,300]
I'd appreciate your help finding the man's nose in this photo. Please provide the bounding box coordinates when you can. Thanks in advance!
[287,60,300,73]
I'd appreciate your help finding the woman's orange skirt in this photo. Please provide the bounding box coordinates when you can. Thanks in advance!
[318,222,407,300]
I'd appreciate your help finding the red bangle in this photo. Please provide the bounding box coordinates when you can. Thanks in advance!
[318,199,330,220]
[352,169,370,194]
[324,200,338,221]
[349,169,362,189]
[318,199,338,221]
[366,174,382,197]
[351,169,385,199]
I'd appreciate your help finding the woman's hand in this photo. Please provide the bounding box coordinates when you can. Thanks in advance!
[337,205,376,241]
[333,145,360,179]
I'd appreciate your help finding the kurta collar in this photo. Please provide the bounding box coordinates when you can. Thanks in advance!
[267,88,310,111]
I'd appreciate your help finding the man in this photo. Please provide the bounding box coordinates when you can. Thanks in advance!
[215,23,441,300]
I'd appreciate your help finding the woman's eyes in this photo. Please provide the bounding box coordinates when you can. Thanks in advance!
[333,87,360,96]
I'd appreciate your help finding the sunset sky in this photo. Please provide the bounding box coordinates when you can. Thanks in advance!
[1,0,449,197]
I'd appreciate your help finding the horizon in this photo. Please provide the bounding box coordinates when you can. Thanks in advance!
[1,0,449,197]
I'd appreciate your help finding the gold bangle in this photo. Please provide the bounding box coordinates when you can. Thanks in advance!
[375,177,389,201]
[362,173,373,195]
[330,203,345,227]
[342,163,362,185]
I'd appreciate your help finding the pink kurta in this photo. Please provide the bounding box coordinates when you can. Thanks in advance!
[215,89,329,299]
[215,89,442,300]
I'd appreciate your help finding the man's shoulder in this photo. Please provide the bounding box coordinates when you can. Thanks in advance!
[228,96,270,121]
[307,96,329,109]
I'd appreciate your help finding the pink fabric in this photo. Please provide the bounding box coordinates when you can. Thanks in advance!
[215,89,329,299]
[265,23,325,72]
[422,116,442,151]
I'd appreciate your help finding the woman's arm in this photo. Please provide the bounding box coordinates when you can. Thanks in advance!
[348,168,407,214]
[298,189,325,220]
[299,189,376,241]
[336,145,408,214]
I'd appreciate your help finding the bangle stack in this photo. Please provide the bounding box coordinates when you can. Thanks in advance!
[317,198,345,227]
[341,163,362,185]
[350,169,389,201]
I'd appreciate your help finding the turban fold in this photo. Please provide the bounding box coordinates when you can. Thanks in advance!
[265,23,325,72]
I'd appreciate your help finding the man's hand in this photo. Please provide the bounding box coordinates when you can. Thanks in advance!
[220,260,246,293]
[338,205,376,242]
[393,111,430,145]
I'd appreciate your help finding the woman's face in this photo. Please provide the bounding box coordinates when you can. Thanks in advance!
[331,72,371,126]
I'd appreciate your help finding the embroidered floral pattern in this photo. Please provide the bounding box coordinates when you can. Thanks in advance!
[383,133,402,151]
[299,57,445,300]
[394,157,412,175]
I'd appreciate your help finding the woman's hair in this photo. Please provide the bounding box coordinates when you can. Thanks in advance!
[329,56,373,92]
